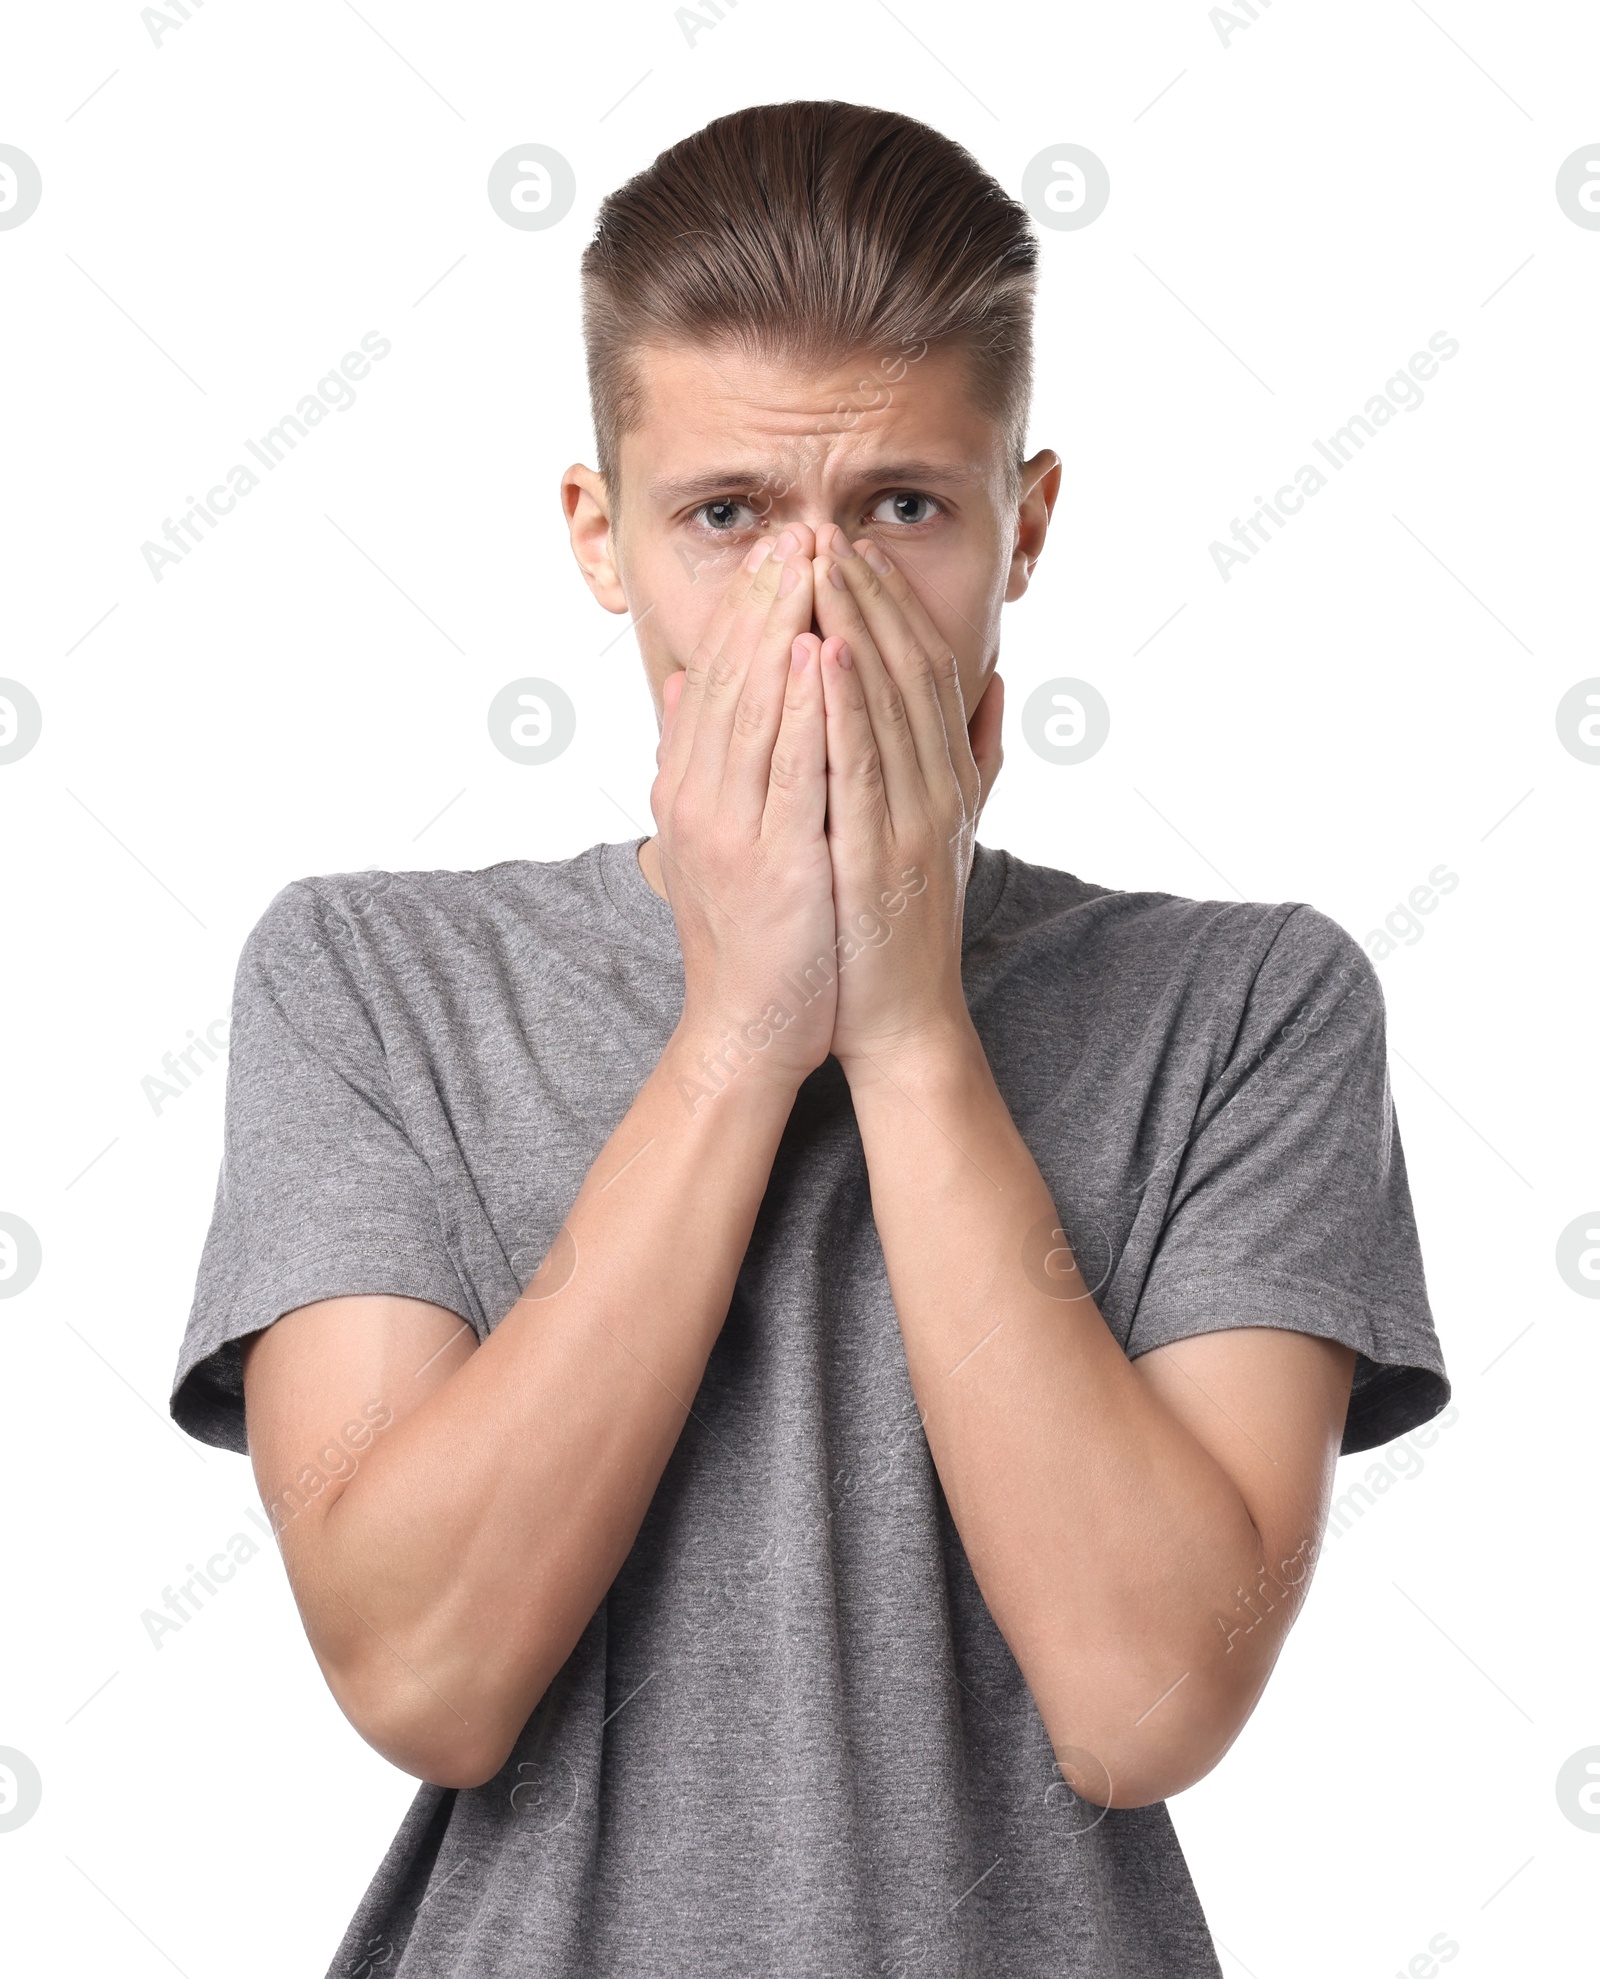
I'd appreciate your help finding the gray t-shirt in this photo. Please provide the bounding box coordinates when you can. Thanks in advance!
[170,837,1450,1979]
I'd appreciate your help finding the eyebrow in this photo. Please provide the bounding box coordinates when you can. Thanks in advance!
[647,459,981,507]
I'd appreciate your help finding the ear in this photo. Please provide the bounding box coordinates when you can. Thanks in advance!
[1004,449,1062,604]
[561,464,629,614]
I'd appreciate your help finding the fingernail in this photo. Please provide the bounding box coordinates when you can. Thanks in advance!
[773,529,800,562]
[791,639,810,673]
[836,641,854,671]
[861,542,892,574]
[778,559,802,596]
[830,527,857,557]
[745,539,774,573]
[828,561,848,591]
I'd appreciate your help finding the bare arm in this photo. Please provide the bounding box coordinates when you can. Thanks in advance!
[843,1035,1354,1807]
[243,525,835,1788]
[244,1045,798,1790]
[809,524,1355,1805]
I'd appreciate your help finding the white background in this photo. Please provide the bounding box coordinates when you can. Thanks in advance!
[2,1,1596,1973]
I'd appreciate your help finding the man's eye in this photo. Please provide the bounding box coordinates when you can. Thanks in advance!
[869,492,942,526]
[695,499,755,532]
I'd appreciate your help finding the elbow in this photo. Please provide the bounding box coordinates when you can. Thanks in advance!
[1057,1746,1223,1810]
[414,1745,512,1793]
[1031,1626,1272,1810]
[1048,1702,1244,1811]
[323,1661,518,1792]
[359,1703,516,1792]
[292,1545,580,1792]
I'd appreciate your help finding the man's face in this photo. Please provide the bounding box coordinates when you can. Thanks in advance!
[563,341,1058,725]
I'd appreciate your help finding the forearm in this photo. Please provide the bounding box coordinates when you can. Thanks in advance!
[309,1024,800,1787]
[298,529,836,1786]
[842,1023,1295,1805]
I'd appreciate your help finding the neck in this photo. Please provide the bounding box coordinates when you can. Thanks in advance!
[636,835,669,901]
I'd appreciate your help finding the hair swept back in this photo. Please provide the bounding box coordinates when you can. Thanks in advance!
[579,99,1038,493]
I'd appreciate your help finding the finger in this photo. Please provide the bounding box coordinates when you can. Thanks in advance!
[828,526,978,819]
[811,544,927,826]
[848,535,972,810]
[658,533,782,799]
[819,634,890,851]
[714,535,818,821]
[682,525,812,794]
[761,633,827,845]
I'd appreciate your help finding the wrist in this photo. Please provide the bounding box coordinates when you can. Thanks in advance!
[833,1006,985,1094]
[666,1008,818,1113]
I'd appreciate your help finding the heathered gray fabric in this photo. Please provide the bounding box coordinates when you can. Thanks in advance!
[170,837,1449,1979]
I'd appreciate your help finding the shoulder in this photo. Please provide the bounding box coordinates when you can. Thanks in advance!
[976,846,1388,1075]
[238,847,613,974]
[223,850,625,1056]
[984,842,1365,988]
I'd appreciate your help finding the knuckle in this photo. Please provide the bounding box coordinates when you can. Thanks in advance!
[900,644,936,693]
[730,693,769,740]
[875,685,912,737]
[705,648,742,693]
[767,750,805,792]
[844,748,884,789]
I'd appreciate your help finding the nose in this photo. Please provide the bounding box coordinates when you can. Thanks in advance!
[813,521,857,559]
[770,520,818,563]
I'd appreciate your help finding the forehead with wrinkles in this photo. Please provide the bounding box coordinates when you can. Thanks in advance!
[617,341,1007,511]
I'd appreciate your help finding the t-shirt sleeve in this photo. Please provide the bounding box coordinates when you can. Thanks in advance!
[169,880,476,1454]
[1123,903,1450,1455]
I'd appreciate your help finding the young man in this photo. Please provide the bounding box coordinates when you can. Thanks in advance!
[170,100,1450,1978]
